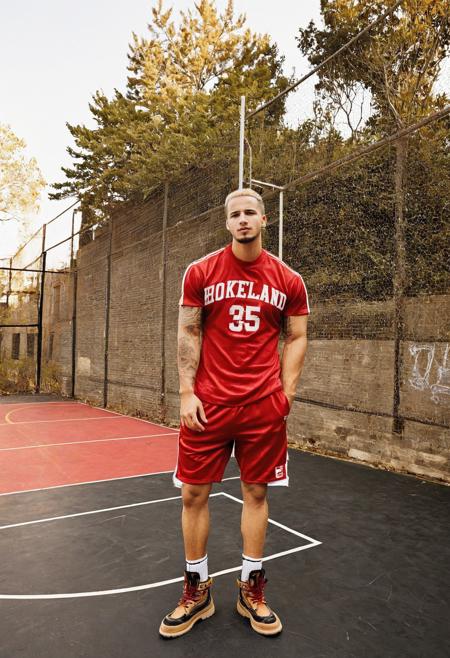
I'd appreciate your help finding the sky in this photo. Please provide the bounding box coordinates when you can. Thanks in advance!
[0,0,322,259]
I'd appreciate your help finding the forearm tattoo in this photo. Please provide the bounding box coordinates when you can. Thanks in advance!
[178,307,203,389]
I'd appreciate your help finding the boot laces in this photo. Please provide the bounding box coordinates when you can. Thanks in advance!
[178,576,203,608]
[244,574,267,606]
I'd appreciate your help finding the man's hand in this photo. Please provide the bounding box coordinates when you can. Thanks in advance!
[284,392,295,411]
[180,391,208,432]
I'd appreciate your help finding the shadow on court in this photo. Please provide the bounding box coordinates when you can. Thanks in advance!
[0,437,449,657]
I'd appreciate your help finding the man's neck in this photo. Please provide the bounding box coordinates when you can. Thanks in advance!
[231,238,263,263]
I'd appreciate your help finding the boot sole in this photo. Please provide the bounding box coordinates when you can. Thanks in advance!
[159,599,215,638]
[237,599,282,636]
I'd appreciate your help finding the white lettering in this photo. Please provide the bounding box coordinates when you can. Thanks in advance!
[247,281,260,300]
[203,279,285,309]
[216,282,225,301]
[236,280,247,298]
[226,280,237,298]
[260,284,270,303]
[204,285,214,305]
[270,289,287,310]
[270,288,280,308]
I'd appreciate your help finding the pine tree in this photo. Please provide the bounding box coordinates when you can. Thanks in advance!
[51,0,288,220]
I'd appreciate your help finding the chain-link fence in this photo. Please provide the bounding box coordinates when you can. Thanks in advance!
[0,202,81,394]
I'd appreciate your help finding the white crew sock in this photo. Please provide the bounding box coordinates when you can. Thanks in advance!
[241,554,263,582]
[186,554,208,582]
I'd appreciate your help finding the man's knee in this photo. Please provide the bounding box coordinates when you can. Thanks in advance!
[241,482,268,505]
[182,483,211,508]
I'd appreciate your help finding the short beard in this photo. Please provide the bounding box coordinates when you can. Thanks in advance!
[236,234,258,244]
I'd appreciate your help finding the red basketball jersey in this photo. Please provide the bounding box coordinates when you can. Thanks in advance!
[179,243,310,406]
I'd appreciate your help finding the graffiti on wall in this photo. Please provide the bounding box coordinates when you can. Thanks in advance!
[409,343,450,404]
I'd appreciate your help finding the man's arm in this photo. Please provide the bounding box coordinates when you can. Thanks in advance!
[280,315,308,410]
[178,305,208,431]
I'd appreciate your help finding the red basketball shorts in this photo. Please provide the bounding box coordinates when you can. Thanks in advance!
[173,388,290,487]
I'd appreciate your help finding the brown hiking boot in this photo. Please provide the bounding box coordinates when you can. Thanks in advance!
[237,569,282,636]
[159,571,215,638]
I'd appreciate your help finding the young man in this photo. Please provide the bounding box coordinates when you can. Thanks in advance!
[159,188,309,638]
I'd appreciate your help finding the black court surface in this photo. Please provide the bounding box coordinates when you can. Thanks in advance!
[1,409,449,656]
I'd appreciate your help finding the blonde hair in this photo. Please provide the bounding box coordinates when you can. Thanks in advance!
[224,188,265,216]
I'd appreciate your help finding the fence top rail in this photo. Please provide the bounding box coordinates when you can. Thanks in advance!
[11,199,80,262]
[0,266,68,274]
[0,324,39,328]
[273,105,450,195]
[45,199,80,228]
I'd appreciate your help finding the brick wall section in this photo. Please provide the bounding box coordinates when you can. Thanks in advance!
[0,270,73,391]
[0,297,37,364]
[107,196,165,418]
[74,228,110,403]
[41,271,74,394]
[288,295,449,482]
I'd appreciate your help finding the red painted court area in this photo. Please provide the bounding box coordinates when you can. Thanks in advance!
[0,401,179,494]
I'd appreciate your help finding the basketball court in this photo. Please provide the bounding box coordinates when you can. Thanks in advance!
[0,394,448,657]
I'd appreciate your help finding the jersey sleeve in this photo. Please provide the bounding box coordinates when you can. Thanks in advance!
[283,274,310,316]
[179,263,204,307]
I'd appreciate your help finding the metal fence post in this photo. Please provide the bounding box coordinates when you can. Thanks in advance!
[70,211,78,399]
[160,182,169,422]
[6,258,12,307]
[278,190,284,261]
[392,136,408,435]
[239,96,246,189]
[36,224,47,392]
[103,220,113,408]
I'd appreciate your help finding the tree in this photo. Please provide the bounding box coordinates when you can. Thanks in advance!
[0,124,45,225]
[297,0,450,134]
[296,0,450,299]
[51,0,289,220]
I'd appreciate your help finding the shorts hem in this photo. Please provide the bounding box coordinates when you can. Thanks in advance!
[173,473,289,488]
[267,476,289,487]
[172,472,223,489]
[241,477,289,487]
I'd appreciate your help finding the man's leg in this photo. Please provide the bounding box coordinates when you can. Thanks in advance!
[182,483,212,561]
[234,390,289,635]
[159,482,214,637]
[240,481,271,617]
[241,482,268,558]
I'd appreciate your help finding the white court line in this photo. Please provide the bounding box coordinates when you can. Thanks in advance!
[0,415,133,427]
[0,493,223,531]
[0,401,79,407]
[1,400,178,437]
[0,492,321,599]
[220,492,321,547]
[77,400,179,434]
[0,470,175,497]
[1,401,179,434]
[0,431,178,452]
[0,473,239,497]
